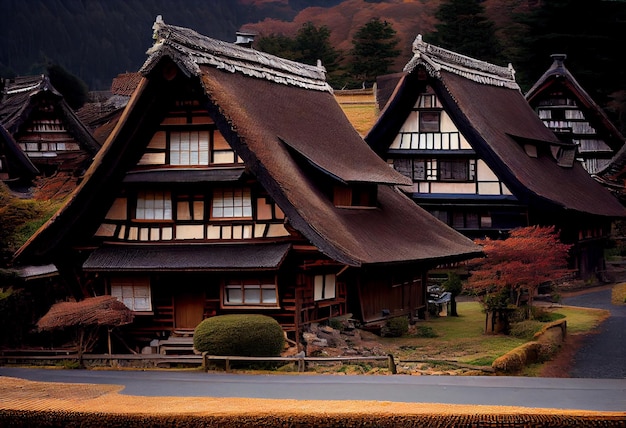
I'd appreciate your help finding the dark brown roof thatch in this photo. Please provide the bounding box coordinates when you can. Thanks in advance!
[367,36,625,219]
[36,296,133,331]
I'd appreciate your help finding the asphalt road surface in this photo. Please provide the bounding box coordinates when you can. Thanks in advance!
[562,286,626,379]
[1,367,625,412]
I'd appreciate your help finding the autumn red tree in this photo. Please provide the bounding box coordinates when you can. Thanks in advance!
[466,226,572,330]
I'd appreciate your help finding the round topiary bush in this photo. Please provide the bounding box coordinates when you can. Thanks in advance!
[193,314,285,356]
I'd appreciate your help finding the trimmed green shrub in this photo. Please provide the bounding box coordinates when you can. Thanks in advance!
[193,314,285,356]
[381,316,409,337]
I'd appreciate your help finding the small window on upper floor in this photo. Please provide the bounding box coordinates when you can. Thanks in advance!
[136,190,172,220]
[169,130,209,165]
[211,187,253,219]
[333,183,377,208]
[439,159,476,182]
[419,111,441,133]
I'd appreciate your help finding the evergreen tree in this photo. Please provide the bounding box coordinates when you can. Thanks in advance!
[349,18,400,88]
[429,0,503,65]
[294,22,342,82]
[46,63,89,110]
[509,0,626,133]
[255,33,298,61]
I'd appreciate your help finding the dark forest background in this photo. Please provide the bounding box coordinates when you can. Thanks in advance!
[0,0,625,133]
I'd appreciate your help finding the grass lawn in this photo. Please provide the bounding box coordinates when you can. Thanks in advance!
[374,301,609,370]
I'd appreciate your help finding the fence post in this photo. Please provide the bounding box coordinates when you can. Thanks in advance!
[387,354,397,374]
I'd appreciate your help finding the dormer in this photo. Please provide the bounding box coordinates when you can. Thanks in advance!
[510,134,577,168]
[333,182,378,208]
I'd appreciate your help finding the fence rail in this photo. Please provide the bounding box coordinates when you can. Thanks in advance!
[203,353,397,373]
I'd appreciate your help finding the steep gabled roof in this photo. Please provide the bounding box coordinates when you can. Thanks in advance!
[526,54,626,154]
[366,36,625,219]
[15,19,481,267]
[0,75,101,155]
[0,124,39,179]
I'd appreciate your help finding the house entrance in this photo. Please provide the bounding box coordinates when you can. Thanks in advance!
[174,291,205,329]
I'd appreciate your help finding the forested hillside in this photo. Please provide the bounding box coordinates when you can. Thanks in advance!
[0,0,344,90]
[1,0,624,134]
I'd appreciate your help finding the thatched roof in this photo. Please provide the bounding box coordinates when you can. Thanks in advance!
[37,296,133,331]
[14,19,482,267]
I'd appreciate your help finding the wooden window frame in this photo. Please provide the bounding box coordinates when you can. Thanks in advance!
[419,111,441,133]
[314,274,336,301]
[211,187,253,220]
[169,129,210,165]
[438,159,476,182]
[135,190,173,220]
[110,277,152,313]
[222,277,279,308]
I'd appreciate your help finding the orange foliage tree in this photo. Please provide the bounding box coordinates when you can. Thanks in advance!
[466,225,573,320]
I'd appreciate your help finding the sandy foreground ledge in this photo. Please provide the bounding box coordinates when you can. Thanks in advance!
[0,376,624,427]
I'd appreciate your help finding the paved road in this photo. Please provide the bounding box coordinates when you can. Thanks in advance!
[1,367,625,412]
[562,285,626,379]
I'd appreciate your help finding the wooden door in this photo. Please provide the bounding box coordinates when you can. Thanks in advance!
[174,291,205,329]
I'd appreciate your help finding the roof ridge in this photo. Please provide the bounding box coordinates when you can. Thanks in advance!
[404,35,519,90]
[141,16,332,92]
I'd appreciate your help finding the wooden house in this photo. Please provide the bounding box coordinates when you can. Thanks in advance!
[366,35,626,280]
[0,75,100,182]
[525,54,626,176]
[14,19,480,350]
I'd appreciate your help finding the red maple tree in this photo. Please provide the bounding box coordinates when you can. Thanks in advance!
[466,225,573,314]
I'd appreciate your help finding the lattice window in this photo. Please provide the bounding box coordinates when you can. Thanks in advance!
[211,187,252,218]
[136,191,172,220]
[169,130,210,165]
[224,278,278,306]
[110,277,151,312]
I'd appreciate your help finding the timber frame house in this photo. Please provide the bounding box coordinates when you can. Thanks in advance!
[367,36,626,280]
[0,75,100,184]
[14,18,480,350]
[525,54,626,176]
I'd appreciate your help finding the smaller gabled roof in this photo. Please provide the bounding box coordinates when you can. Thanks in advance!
[0,124,39,177]
[83,243,291,272]
[0,75,101,156]
[525,54,625,154]
[367,36,625,219]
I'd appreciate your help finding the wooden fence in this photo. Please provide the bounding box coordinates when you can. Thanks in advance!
[203,353,397,373]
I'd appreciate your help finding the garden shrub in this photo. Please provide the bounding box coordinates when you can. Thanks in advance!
[381,316,409,337]
[531,307,565,322]
[193,314,285,356]
[509,320,544,340]
[413,325,438,338]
